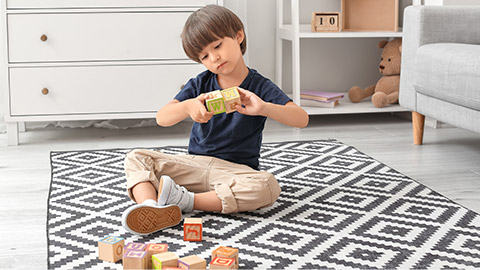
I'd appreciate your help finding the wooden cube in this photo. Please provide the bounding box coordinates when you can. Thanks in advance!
[220,87,241,113]
[178,255,207,269]
[146,244,168,269]
[184,218,203,241]
[206,90,226,115]
[124,242,146,256]
[209,257,235,269]
[311,12,340,32]
[152,252,179,270]
[98,236,124,263]
[212,246,239,269]
[123,250,147,269]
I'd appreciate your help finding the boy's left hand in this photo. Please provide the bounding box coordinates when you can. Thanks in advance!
[235,88,266,116]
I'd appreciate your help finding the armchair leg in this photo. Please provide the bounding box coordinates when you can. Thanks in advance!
[412,111,425,145]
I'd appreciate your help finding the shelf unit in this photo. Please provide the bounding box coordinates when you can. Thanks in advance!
[275,0,417,115]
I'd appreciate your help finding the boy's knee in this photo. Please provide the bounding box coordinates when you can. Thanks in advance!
[264,172,281,205]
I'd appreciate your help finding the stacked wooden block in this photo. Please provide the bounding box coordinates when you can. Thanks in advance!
[205,87,241,115]
[210,246,239,269]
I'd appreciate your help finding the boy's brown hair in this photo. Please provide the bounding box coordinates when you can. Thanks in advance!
[182,5,247,63]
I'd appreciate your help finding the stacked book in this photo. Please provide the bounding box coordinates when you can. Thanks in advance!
[300,91,344,108]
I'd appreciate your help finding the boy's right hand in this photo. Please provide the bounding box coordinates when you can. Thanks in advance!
[186,94,214,123]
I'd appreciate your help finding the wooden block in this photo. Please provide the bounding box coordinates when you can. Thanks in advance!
[220,87,241,113]
[212,246,239,269]
[98,236,124,263]
[152,252,179,270]
[311,12,340,32]
[124,242,147,256]
[178,255,207,270]
[209,257,235,269]
[184,218,203,241]
[206,90,226,115]
[123,250,147,270]
[146,244,168,269]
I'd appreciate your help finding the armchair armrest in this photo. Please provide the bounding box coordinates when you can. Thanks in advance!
[399,6,480,110]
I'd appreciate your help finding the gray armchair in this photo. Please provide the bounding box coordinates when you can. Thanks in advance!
[399,5,480,145]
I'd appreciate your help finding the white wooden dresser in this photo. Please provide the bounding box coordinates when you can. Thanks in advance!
[1,0,221,145]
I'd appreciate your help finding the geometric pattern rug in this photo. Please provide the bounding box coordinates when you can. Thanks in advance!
[47,140,480,269]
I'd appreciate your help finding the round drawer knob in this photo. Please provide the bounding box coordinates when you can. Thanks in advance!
[41,88,49,95]
[40,35,48,42]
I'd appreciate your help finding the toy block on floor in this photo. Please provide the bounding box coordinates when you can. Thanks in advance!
[184,217,203,241]
[98,236,124,263]
[123,250,147,269]
[206,90,226,115]
[146,244,168,269]
[178,255,207,269]
[209,257,235,269]
[221,87,241,113]
[212,246,239,269]
[124,242,146,256]
[152,251,179,270]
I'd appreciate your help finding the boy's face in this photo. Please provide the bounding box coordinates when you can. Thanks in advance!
[198,31,244,76]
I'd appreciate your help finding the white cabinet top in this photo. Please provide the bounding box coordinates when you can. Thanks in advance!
[6,0,219,9]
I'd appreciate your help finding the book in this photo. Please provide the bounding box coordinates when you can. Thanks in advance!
[300,98,339,108]
[300,91,344,102]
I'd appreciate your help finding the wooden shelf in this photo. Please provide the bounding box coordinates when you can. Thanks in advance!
[278,24,403,40]
[288,93,409,115]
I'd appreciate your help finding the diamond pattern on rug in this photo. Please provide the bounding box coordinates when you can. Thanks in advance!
[47,140,480,269]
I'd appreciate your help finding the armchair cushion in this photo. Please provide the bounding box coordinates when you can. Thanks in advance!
[414,43,480,111]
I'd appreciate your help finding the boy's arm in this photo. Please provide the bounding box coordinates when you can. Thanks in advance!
[236,88,309,128]
[156,94,214,126]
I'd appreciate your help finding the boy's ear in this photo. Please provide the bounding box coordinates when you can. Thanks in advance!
[236,30,245,44]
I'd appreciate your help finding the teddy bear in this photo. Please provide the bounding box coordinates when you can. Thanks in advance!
[348,38,402,108]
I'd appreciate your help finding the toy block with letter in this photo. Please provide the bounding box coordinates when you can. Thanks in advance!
[124,242,146,255]
[178,255,207,270]
[146,243,168,269]
[311,12,340,32]
[98,235,124,263]
[152,251,179,270]
[220,87,241,113]
[206,90,226,115]
[123,250,147,269]
[209,257,235,269]
[212,246,239,269]
[184,218,203,241]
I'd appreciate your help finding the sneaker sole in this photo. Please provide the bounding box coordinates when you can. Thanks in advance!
[125,205,181,235]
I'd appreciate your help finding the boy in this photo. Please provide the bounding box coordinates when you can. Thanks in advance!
[122,5,308,235]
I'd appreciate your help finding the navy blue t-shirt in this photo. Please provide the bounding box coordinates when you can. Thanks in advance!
[174,68,291,169]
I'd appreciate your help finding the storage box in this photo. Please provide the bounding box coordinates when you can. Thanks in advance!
[341,0,399,32]
[311,12,340,32]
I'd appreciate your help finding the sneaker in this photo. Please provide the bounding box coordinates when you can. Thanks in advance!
[122,199,182,235]
[158,175,194,213]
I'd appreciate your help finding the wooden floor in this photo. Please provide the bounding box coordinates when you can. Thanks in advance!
[1,112,479,269]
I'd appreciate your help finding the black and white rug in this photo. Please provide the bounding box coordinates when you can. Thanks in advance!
[47,140,480,269]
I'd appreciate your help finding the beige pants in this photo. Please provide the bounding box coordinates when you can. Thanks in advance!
[124,149,281,213]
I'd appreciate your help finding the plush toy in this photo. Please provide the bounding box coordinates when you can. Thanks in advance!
[348,38,402,108]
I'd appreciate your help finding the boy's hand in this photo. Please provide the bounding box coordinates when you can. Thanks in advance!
[187,94,214,123]
[235,88,267,116]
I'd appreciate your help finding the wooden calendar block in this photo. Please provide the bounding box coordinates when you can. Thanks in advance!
[212,246,239,269]
[206,90,226,115]
[209,257,235,269]
[152,252,179,270]
[220,87,241,113]
[311,12,340,32]
[98,236,124,263]
[178,255,207,270]
[184,218,203,241]
[123,250,147,269]
[146,244,168,269]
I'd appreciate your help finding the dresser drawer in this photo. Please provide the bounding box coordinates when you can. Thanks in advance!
[9,64,205,116]
[7,0,217,9]
[8,12,191,63]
